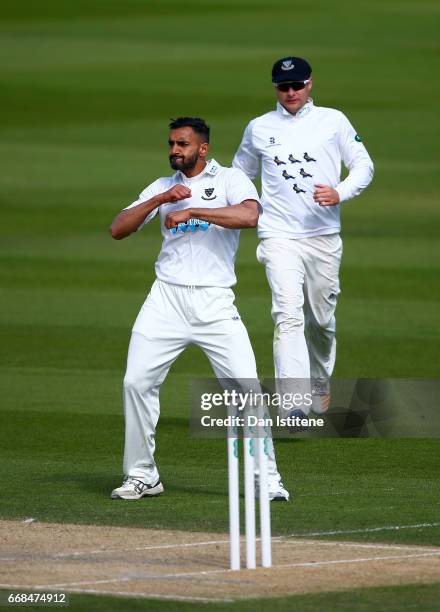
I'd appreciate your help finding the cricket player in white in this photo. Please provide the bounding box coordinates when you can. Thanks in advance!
[110,117,288,501]
[233,57,374,412]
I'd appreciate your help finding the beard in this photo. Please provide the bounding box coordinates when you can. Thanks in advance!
[169,151,199,173]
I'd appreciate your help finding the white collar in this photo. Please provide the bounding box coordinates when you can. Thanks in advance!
[176,158,220,182]
[277,99,314,119]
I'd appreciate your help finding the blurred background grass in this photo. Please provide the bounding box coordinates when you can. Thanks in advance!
[0,0,439,540]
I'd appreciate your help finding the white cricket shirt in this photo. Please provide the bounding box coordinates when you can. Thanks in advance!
[233,100,374,239]
[124,159,259,287]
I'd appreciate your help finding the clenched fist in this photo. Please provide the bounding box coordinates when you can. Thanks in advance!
[313,184,340,206]
[161,184,192,204]
[165,208,193,229]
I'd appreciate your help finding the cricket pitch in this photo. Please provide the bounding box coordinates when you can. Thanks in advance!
[1,520,439,603]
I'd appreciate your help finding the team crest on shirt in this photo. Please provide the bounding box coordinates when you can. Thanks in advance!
[201,187,217,200]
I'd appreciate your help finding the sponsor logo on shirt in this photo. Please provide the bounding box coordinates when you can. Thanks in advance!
[355,134,362,142]
[266,136,281,148]
[170,219,210,234]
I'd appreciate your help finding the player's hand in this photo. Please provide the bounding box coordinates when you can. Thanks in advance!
[161,184,192,204]
[165,209,192,229]
[313,184,340,206]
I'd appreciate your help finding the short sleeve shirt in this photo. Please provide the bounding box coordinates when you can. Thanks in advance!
[124,159,259,287]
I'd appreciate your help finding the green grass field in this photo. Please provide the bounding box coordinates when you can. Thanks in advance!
[2,583,440,612]
[1,1,440,610]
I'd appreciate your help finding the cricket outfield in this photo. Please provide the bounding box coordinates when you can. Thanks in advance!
[1,1,439,610]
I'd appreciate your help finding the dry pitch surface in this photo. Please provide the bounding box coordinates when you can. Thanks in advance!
[1,520,439,604]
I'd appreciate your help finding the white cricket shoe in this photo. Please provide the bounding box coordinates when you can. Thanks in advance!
[256,477,290,502]
[111,477,164,500]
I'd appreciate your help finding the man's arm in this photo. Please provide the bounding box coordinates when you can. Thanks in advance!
[314,113,374,207]
[164,200,260,230]
[334,112,374,204]
[109,184,191,240]
[232,120,260,179]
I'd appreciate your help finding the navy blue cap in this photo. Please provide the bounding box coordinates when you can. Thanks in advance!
[272,57,312,83]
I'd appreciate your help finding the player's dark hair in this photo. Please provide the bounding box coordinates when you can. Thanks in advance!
[169,117,210,143]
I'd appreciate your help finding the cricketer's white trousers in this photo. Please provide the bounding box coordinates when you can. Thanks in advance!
[257,234,343,382]
[123,279,280,485]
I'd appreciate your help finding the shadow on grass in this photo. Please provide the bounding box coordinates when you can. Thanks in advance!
[39,471,119,496]
[39,471,228,499]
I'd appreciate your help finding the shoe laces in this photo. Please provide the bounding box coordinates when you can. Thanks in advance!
[123,476,146,493]
[123,476,140,487]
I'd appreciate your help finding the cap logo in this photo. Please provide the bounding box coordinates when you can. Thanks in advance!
[281,60,294,71]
